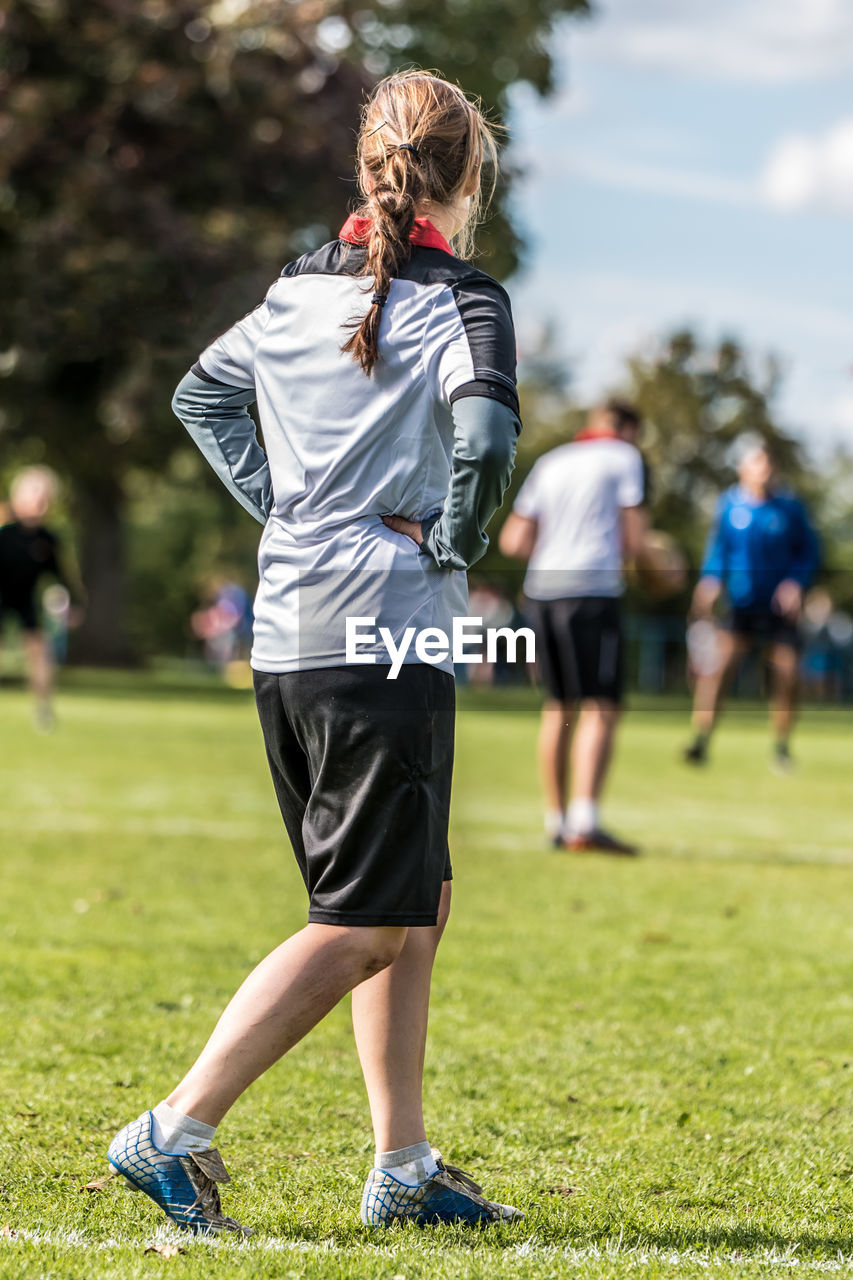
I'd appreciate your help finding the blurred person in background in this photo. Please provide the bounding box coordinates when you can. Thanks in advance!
[800,587,853,702]
[190,575,253,671]
[800,588,837,700]
[0,466,82,730]
[684,440,819,771]
[465,578,515,685]
[500,399,648,855]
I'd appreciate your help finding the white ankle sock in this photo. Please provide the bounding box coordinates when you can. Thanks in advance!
[151,1100,216,1155]
[567,797,598,836]
[375,1140,438,1185]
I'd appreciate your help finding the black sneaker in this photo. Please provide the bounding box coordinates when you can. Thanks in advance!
[683,738,708,765]
[563,828,639,857]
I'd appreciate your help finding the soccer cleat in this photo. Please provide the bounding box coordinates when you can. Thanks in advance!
[107,1112,250,1236]
[562,828,639,857]
[361,1149,524,1227]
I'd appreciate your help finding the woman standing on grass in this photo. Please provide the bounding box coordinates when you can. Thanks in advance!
[108,70,523,1235]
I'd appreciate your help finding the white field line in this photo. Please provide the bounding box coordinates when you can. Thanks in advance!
[4,1226,853,1272]
[0,812,272,841]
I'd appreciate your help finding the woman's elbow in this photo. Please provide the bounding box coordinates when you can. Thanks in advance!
[478,435,516,481]
[171,373,197,422]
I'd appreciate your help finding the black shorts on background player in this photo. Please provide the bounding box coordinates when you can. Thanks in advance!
[723,605,800,650]
[526,596,624,704]
[0,521,65,631]
[254,663,454,928]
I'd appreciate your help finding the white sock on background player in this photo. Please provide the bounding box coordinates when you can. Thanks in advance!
[567,797,598,836]
[151,1100,217,1155]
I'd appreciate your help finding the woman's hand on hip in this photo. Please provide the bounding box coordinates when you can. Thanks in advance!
[382,514,423,546]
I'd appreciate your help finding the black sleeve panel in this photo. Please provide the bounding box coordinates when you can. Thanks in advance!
[451,276,520,416]
[191,361,230,386]
[449,378,521,416]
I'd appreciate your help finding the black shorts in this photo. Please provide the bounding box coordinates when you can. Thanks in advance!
[253,664,454,928]
[724,606,800,650]
[0,593,39,631]
[526,596,624,704]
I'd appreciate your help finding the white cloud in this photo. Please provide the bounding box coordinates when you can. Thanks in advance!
[576,0,853,84]
[517,127,853,221]
[762,119,853,213]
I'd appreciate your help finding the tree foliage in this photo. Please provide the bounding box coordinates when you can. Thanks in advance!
[624,330,815,567]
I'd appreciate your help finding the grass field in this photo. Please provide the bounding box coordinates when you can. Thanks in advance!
[1,675,852,1278]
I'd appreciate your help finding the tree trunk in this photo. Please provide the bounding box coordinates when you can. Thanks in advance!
[71,474,136,666]
[34,361,138,667]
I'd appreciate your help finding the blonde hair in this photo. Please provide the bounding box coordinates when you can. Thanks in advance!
[342,70,500,376]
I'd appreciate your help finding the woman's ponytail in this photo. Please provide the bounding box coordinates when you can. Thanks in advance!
[341,71,499,378]
[341,170,420,376]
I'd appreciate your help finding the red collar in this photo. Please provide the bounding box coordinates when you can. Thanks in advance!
[574,428,621,443]
[339,214,453,256]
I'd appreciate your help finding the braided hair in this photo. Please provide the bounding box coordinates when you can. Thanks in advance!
[341,70,499,376]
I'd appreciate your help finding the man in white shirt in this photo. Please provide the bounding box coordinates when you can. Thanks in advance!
[500,400,647,854]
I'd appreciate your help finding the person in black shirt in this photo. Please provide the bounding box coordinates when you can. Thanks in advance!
[0,467,76,727]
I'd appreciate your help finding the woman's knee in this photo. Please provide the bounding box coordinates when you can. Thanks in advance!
[345,925,408,976]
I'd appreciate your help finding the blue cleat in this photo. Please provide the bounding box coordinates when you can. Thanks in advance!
[361,1149,524,1227]
[107,1112,250,1236]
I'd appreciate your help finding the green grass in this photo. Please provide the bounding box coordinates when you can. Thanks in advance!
[1,677,852,1278]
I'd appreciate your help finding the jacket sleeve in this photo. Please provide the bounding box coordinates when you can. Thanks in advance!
[786,497,820,587]
[420,394,520,571]
[420,271,520,570]
[172,368,273,526]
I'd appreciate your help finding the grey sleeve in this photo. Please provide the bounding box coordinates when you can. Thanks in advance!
[172,369,273,526]
[421,395,521,571]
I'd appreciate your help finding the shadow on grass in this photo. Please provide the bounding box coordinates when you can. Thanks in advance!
[647,844,853,872]
[240,1215,853,1261]
[604,1222,853,1261]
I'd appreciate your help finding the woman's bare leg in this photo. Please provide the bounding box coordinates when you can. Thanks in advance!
[351,881,452,1153]
[168,923,406,1127]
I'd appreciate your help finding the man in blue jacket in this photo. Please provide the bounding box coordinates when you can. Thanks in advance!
[684,440,819,770]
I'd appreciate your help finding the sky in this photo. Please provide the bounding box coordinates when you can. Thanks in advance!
[506,0,853,457]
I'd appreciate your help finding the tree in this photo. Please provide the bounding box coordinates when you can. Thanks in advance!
[0,0,589,662]
[815,447,853,611]
[623,330,816,568]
